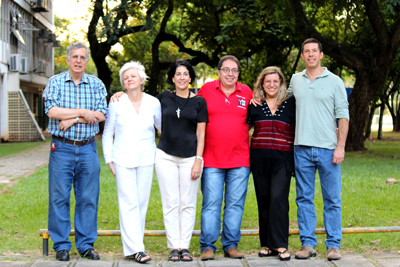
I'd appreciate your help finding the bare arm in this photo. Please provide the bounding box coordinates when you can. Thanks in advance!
[332,118,349,164]
[191,122,206,180]
[48,107,99,124]
[57,110,106,132]
[48,107,86,120]
[94,111,106,122]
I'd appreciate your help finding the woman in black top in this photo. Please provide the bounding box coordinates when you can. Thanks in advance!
[155,59,208,262]
[247,66,295,261]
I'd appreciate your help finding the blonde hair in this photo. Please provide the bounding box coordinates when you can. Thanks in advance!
[253,66,288,106]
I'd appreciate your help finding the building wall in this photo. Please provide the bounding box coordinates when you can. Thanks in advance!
[0,0,54,141]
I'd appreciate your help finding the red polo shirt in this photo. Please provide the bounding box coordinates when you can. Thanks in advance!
[197,79,253,168]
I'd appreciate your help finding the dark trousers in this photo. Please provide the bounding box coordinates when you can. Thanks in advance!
[250,157,293,248]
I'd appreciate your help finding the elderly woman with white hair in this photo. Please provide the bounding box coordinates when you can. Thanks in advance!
[102,61,161,263]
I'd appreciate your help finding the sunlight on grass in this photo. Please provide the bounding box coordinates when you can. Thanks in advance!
[0,136,399,256]
[0,139,49,158]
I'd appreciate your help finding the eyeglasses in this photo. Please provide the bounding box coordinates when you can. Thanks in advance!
[219,68,240,75]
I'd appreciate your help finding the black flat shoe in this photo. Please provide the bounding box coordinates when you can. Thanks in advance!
[180,249,193,261]
[129,251,151,264]
[258,248,279,257]
[278,249,291,261]
[56,250,70,261]
[80,248,100,260]
[168,249,180,261]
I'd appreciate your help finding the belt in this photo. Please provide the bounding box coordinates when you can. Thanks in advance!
[52,135,95,146]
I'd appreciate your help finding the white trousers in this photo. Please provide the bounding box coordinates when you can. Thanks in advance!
[155,149,202,249]
[114,163,153,256]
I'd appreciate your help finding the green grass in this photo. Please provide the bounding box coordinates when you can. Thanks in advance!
[0,137,399,257]
[0,139,50,158]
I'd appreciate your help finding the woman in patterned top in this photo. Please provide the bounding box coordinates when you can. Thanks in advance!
[247,66,295,261]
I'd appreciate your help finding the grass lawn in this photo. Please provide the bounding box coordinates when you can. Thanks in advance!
[0,140,49,158]
[0,135,399,258]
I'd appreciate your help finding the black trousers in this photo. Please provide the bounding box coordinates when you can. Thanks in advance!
[250,157,293,248]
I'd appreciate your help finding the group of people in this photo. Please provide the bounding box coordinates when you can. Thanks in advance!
[43,38,349,263]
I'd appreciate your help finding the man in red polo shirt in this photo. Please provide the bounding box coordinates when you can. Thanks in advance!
[198,55,253,261]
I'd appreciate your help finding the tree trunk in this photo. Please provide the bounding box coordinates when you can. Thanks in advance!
[346,72,373,151]
[148,44,162,96]
[394,116,400,132]
[365,104,376,139]
[91,54,113,93]
[394,109,400,132]
[377,103,385,139]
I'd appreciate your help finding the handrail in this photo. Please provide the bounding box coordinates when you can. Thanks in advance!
[39,226,400,256]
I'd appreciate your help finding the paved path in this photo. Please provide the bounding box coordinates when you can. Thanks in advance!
[0,253,399,266]
[0,142,49,189]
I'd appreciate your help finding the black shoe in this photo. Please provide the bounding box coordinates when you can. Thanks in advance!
[80,249,100,260]
[56,250,70,261]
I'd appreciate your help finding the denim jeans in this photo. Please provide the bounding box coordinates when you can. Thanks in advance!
[200,167,250,252]
[48,138,100,253]
[294,145,342,250]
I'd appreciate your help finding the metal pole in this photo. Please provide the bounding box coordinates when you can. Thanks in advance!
[40,230,50,256]
[41,226,400,254]
[43,238,48,256]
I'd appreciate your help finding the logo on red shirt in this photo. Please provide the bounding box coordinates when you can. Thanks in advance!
[236,95,247,109]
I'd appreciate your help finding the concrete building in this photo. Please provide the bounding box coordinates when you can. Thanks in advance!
[0,0,57,142]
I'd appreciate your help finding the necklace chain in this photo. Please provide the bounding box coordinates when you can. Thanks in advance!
[174,90,190,119]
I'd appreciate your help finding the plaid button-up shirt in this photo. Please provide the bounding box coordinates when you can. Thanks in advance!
[43,71,108,141]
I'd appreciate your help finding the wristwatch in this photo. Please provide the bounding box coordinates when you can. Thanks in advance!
[195,156,203,161]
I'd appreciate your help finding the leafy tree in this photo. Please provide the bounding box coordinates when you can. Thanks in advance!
[383,52,400,132]
[87,0,301,96]
[87,0,158,92]
[144,0,301,94]
[54,15,97,75]
[287,0,400,151]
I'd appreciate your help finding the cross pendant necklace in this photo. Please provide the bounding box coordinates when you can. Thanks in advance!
[174,90,190,119]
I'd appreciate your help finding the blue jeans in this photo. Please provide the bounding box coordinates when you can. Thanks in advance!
[294,145,342,249]
[48,138,100,253]
[200,167,250,252]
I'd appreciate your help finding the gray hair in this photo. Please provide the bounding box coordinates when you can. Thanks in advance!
[66,42,90,62]
[119,61,148,91]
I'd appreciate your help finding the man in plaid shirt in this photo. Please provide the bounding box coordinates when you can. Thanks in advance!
[43,42,108,261]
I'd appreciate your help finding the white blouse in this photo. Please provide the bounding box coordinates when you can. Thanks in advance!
[102,93,162,168]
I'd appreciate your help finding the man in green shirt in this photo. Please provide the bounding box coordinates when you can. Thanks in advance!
[288,38,349,261]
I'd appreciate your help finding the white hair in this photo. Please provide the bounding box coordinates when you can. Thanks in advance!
[119,61,148,91]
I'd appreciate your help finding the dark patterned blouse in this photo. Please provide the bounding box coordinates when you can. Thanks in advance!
[246,96,296,160]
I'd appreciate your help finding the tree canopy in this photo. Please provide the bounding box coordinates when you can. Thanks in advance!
[80,0,400,150]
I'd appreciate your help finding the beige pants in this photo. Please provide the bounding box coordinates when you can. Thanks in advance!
[155,149,202,249]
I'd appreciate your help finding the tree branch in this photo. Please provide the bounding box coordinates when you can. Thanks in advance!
[363,0,389,47]
[288,0,363,70]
